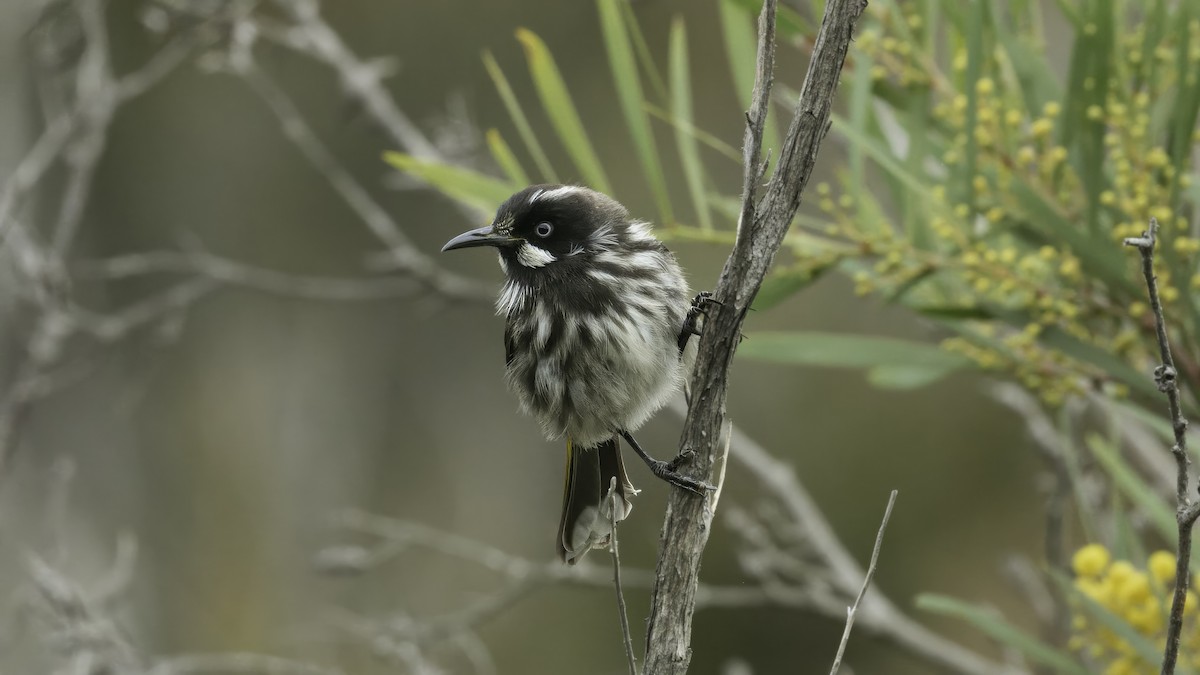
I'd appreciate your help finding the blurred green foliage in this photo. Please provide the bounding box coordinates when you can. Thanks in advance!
[385,2,1200,669]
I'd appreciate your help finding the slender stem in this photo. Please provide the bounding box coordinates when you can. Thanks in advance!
[608,478,638,675]
[829,490,898,675]
[1123,218,1200,675]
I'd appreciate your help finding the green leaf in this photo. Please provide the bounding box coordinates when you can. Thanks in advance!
[845,46,873,212]
[728,0,810,40]
[382,152,516,214]
[867,364,961,390]
[645,103,742,163]
[916,594,1090,674]
[739,332,972,388]
[597,0,672,224]
[619,0,668,101]
[913,304,996,321]
[1037,327,1159,399]
[1008,180,1134,294]
[987,1,1062,115]
[514,29,612,192]
[669,18,712,231]
[962,0,984,211]
[485,129,529,186]
[718,0,779,158]
[482,51,558,182]
[1060,0,1113,234]
[1086,434,1176,542]
[831,114,930,202]
[752,266,831,311]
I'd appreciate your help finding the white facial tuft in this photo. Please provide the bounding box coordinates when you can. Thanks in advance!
[625,220,655,242]
[516,241,557,268]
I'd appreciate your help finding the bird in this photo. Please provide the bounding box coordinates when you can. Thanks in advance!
[441,184,714,563]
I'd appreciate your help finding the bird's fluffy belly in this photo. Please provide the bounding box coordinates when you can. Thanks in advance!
[506,304,686,447]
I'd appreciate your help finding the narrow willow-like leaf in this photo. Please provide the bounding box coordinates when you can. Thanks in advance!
[845,48,872,209]
[597,0,672,224]
[515,29,611,193]
[868,364,961,389]
[1048,0,1082,28]
[728,0,810,39]
[916,595,1090,674]
[739,332,972,372]
[962,0,984,210]
[1008,180,1134,294]
[644,104,742,163]
[1087,435,1176,541]
[482,51,558,182]
[486,129,529,186]
[669,18,711,231]
[718,0,779,158]
[987,1,1061,115]
[752,264,836,311]
[619,0,668,102]
[1037,326,1159,399]
[831,114,929,200]
[383,152,516,214]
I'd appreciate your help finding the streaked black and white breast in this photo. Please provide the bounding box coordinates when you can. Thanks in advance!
[493,185,693,447]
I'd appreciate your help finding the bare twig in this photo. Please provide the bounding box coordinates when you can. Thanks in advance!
[75,246,431,302]
[146,653,344,675]
[643,1,866,672]
[608,478,638,675]
[1122,217,1199,675]
[235,64,491,303]
[828,490,897,675]
[716,409,1003,675]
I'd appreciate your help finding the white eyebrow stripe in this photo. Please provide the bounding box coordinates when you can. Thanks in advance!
[539,185,583,202]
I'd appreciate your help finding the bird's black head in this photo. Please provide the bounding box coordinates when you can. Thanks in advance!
[441,185,641,274]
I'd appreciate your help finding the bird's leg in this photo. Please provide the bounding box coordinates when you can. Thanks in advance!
[677,291,721,354]
[619,430,714,495]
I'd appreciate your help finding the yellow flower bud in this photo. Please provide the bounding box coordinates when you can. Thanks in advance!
[1073,544,1111,578]
[1149,550,1176,584]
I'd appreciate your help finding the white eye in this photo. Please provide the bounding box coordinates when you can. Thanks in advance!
[535,222,553,238]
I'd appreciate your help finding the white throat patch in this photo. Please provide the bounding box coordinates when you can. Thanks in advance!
[516,241,557,268]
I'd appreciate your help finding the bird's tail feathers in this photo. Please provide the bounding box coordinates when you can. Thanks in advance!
[557,436,638,564]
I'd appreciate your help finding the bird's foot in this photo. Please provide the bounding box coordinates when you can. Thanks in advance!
[646,458,714,495]
[620,431,714,495]
[678,291,721,353]
[666,450,696,473]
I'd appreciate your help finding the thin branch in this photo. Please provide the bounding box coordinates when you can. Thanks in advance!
[262,0,484,226]
[235,64,491,303]
[828,490,897,675]
[1122,217,1199,675]
[643,2,867,672]
[146,653,343,675]
[666,401,1004,675]
[75,247,429,301]
[608,478,638,675]
[329,495,1004,674]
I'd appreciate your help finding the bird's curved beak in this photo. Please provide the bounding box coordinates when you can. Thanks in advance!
[441,225,519,252]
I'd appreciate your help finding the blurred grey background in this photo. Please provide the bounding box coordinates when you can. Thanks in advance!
[0,1,1044,673]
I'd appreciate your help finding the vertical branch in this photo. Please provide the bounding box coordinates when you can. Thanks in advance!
[1122,218,1200,675]
[642,1,867,673]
